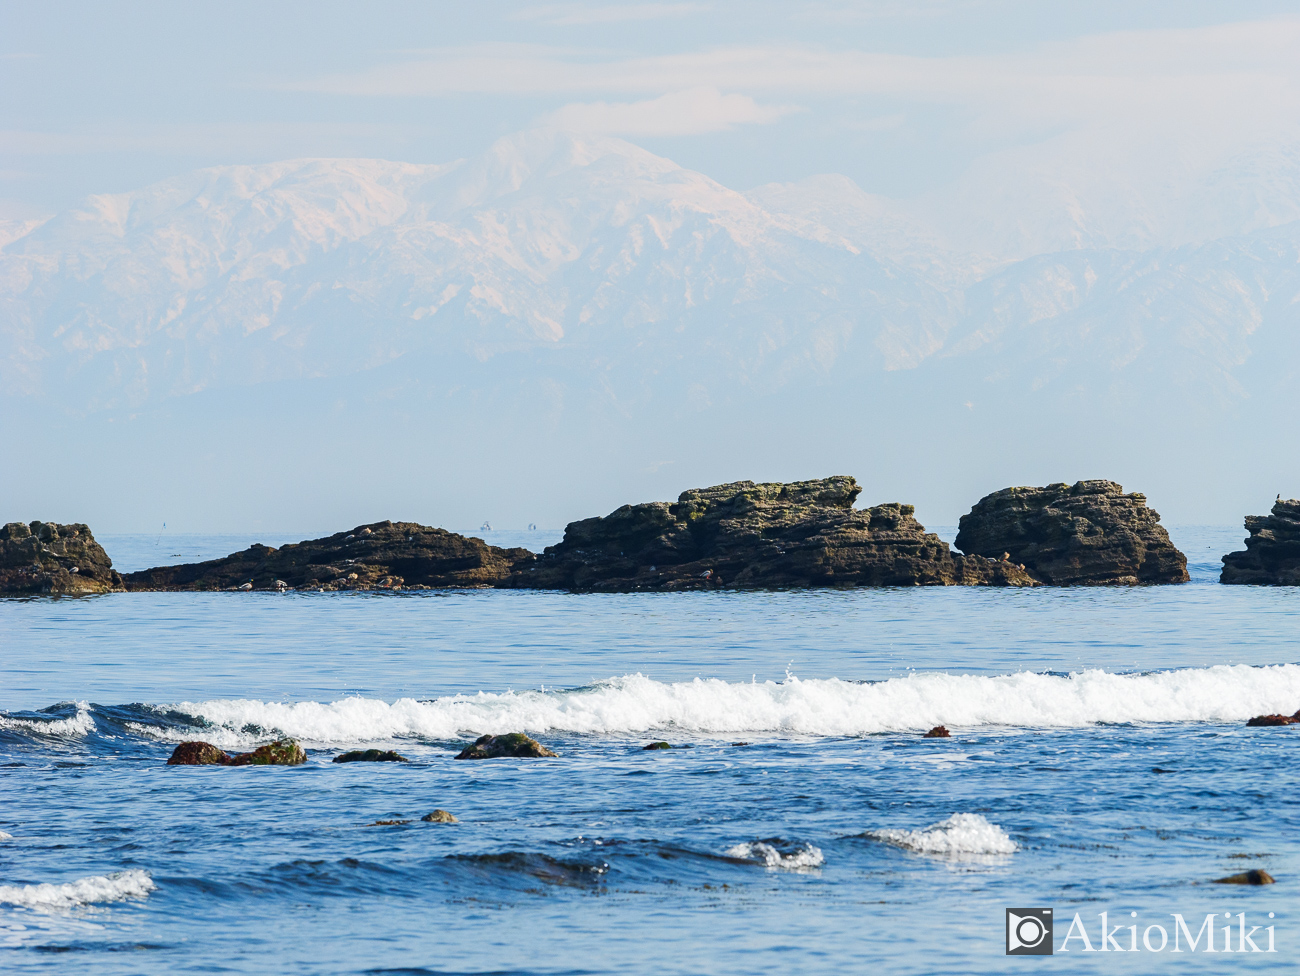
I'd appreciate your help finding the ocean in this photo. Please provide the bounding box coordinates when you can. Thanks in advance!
[1,525,1296,974]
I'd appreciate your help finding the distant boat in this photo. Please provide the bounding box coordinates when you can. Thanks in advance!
[480,521,491,532]
[528,523,537,531]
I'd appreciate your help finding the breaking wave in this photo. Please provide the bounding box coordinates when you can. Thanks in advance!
[143,663,1300,746]
[0,703,95,738]
[0,870,156,910]
[867,813,1017,856]
[725,840,825,870]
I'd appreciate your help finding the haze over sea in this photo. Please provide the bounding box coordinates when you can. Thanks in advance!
[0,526,1295,973]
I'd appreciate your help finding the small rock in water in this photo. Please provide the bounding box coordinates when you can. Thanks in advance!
[369,819,412,826]
[454,733,558,759]
[332,749,410,763]
[1246,711,1300,726]
[227,739,307,766]
[166,741,231,765]
[1213,869,1275,885]
[643,741,672,750]
[421,809,458,823]
[923,726,951,738]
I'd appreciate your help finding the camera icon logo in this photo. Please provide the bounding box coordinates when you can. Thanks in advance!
[1006,907,1053,955]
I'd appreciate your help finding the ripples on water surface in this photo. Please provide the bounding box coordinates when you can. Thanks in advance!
[0,527,1296,974]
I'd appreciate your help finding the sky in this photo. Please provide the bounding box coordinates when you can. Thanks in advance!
[5,0,1300,221]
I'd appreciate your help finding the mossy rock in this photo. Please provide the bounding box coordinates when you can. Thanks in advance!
[454,732,557,759]
[421,809,458,823]
[228,739,306,766]
[166,741,230,765]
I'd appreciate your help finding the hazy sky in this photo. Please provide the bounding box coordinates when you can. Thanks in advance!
[5,0,1300,221]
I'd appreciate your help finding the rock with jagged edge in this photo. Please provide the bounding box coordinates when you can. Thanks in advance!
[955,481,1188,585]
[1,521,123,595]
[504,476,1033,592]
[1221,498,1300,584]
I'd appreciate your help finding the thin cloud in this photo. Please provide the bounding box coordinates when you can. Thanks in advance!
[284,18,1300,121]
[541,87,795,136]
[511,3,707,25]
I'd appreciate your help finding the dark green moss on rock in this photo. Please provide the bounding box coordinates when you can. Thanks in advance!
[955,481,1188,585]
[1,521,123,595]
[454,733,558,759]
[123,521,534,592]
[504,477,1033,592]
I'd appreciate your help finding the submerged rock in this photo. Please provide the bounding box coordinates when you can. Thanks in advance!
[421,809,458,823]
[643,741,673,750]
[227,739,307,766]
[504,477,1034,592]
[1213,869,1275,885]
[1246,711,1300,727]
[0,521,123,595]
[454,733,558,760]
[922,726,951,738]
[1221,498,1300,584]
[122,521,533,592]
[166,741,231,765]
[954,481,1188,585]
[332,749,409,763]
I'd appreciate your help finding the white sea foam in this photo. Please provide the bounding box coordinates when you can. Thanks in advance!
[0,703,95,738]
[725,841,825,869]
[0,870,155,910]
[155,663,1300,745]
[0,832,11,840]
[868,813,1018,856]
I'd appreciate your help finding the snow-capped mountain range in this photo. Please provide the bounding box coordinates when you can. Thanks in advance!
[5,127,1298,414]
[2,127,1298,528]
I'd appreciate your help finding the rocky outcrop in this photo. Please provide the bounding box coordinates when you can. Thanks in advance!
[421,809,458,823]
[1221,499,1300,584]
[166,739,306,765]
[123,521,534,591]
[923,726,951,738]
[166,741,230,765]
[332,749,409,763]
[1213,870,1275,885]
[454,733,558,759]
[504,477,1034,592]
[954,481,1188,585]
[1246,711,1300,727]
[1,521,123,595]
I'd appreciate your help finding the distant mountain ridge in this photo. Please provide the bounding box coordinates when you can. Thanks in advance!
[4,127,1298,423]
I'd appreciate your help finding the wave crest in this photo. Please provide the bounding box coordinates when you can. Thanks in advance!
[152,664,1300,745]
[725,840,824,869]
[0,870,156,910]
[867,813,1017,856]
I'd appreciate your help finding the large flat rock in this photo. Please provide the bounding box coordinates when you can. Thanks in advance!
[1221,498,1300,584]
[504,476,1033,592]
[954,480,1188,585]
[122,521,534,591]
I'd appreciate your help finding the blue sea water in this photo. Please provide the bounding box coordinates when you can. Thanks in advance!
[1,525,1297,974]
